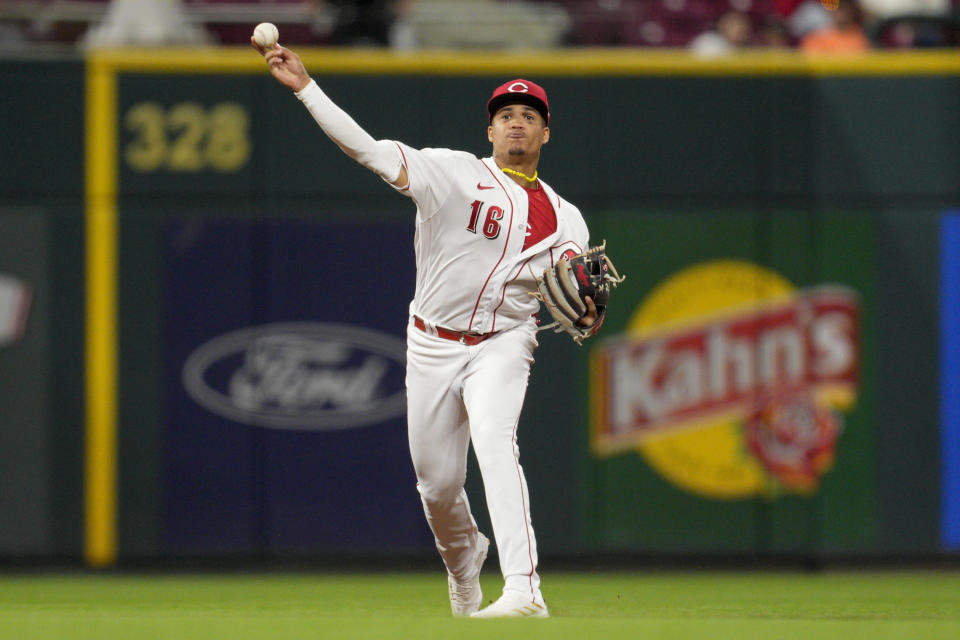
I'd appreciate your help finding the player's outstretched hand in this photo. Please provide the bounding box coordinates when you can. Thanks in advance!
[252,39,311,93]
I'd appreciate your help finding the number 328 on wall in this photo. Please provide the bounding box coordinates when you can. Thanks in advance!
[124,101,251,173]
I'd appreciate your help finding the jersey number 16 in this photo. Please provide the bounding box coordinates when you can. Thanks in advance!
[467,201,504,240]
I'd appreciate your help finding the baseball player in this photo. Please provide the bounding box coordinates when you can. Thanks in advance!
[255,40,600,618]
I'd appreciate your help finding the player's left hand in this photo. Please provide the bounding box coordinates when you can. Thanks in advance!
[530,241,625,345]
[577,296,599,327]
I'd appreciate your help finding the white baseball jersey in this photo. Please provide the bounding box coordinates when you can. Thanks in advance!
[389,144,590,333]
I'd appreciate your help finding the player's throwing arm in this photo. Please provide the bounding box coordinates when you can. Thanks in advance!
[251,28,408,188]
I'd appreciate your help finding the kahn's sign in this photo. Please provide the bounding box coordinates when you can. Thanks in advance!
[183,322,406,430]
[591,260,860,498]
[595,286,857,446]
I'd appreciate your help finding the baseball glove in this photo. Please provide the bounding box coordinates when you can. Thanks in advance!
[530,241,625,345]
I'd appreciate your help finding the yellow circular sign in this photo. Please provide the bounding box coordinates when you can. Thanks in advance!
[626,260,795,499]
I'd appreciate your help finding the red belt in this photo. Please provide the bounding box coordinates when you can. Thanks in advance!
[413,316,495,346]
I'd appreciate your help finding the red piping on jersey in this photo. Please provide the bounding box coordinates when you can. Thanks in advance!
[489,210,582,331]
[468,162,515,332]
[393,142,410,191]
[491,255,534,333]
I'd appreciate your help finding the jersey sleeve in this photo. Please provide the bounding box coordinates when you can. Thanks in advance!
[562,198,591,249]
[388,143,471,218]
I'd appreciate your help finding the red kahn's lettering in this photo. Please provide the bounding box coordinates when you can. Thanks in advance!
[594,287,858,451]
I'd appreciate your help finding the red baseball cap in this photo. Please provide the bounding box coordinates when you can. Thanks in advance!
[487,79,550,125]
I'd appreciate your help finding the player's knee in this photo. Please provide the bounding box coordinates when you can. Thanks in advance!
[415,470,465,505]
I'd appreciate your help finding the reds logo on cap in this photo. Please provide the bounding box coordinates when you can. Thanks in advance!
[487,78,550,125]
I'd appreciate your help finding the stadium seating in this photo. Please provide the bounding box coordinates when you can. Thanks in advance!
[1,0,958,48]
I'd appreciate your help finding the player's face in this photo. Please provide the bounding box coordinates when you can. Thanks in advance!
[487,104,550,160]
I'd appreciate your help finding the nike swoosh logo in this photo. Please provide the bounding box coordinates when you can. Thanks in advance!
[477,183,495,190]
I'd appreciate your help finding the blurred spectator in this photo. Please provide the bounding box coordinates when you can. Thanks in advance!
[758,15,794,47]
[689,10,753,56]
[783,0,834,38]
[389,0,416,50]
[858,0,952,46]
[800,0,870,52]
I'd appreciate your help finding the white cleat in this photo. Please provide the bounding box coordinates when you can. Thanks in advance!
[470,591,549,619]
[448,533,490,617]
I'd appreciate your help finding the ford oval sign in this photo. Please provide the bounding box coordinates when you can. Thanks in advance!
[182,322,406,430]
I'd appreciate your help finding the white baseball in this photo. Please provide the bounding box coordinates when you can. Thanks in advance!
[253,22,279,49]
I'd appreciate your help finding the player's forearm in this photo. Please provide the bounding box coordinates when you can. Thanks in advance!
[295,80,402,182]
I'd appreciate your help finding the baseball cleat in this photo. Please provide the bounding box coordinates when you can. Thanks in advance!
[448,533,490,617]
[469,591,549,618]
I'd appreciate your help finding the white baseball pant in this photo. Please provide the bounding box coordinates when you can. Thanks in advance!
[405,318,543,603]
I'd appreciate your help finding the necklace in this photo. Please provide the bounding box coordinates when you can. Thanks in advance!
[501,167,538,183]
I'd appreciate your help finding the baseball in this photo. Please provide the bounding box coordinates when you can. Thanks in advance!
[253,22,279,49]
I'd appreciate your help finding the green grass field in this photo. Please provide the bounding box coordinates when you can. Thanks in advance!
[1,570,958,639]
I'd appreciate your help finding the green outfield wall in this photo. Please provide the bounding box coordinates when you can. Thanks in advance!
[0,50,957,564]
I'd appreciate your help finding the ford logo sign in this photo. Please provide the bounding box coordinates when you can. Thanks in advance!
[182,322,406,430]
